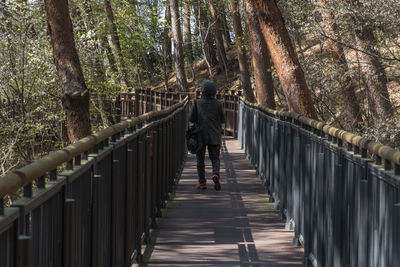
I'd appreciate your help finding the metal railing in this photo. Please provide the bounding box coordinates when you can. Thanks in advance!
[119,89,240,137]
[239,100,400,267]
[0,98,189,267]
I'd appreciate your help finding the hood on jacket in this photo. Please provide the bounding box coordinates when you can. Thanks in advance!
[201,80,217,98]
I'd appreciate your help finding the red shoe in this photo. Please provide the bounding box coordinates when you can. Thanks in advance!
[197,182,207,189]
[212,174,221,191]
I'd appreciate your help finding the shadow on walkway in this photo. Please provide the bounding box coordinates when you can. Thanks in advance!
[142,138,303,267]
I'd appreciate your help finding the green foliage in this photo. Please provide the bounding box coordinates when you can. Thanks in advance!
[0,1,63,175]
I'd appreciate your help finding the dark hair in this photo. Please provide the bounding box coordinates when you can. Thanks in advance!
[201,80,217,98]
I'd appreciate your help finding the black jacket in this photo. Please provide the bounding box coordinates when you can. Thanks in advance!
[189,96,226,145]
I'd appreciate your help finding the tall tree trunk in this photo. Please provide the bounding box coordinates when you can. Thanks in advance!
[252,0,318,119]
[244,0,275,109]
[82,2,115,125]
[101,35,119,79]
[170,0,188,91]
[142,52,156,77]
[318,0,362,127]
[193,0,218,71]
[209,0,229,74]
[220,3,231,50]
[183,0,193,63]
[351,0,392,118]
[163,0,172,71]
[229,0,256,103]
[45,0,91,142]
[355,27,393,118]
[103,0,131,88]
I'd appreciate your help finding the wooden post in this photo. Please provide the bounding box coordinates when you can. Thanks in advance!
[64,199,76,267]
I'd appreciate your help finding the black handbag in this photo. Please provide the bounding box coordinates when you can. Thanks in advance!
[186,124,202,154]
[186,100,203,154]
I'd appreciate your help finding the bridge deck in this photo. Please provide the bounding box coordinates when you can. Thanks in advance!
[145,138,303,266]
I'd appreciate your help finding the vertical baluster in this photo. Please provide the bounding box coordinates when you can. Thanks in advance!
[395,164,400,176]
[64,199,76,267]
[333,164,343,267]
[112,160,119,267]
[92,174,101,267]
[145,134,153,240]
[37,175,45,189]
[136,138,144,262]
[50,169,57,181]
[126,149,134,265]
[0,197,4,216]
[23,183,32,198]
[391,203,400,266]
[17,235,31,267]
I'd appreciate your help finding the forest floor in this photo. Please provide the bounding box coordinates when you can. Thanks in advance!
[146,50,243,93]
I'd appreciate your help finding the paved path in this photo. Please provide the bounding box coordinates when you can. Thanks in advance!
[145,138,303,266]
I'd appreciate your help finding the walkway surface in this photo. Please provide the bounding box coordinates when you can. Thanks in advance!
[145,138,303,266]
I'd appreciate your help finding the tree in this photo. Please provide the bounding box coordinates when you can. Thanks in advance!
[209,0,229,74]
[183,0,194,63]
[318,0,362,126]
[353,29,393,118]
[104,0,132,88]
[80,2,116,126]
[163,0,172,71]
[229,0,256,103]
[220,4,232,50]
[244,0,275,108]
[252,0,318,119]
[170,0,188,91]
[193,0,219,76]
[44,0,91,142]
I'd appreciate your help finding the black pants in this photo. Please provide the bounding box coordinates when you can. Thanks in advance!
[196,144,221,183]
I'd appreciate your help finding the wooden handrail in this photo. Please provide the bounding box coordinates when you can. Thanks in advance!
[0,97,189,198]
[242,99,400,168]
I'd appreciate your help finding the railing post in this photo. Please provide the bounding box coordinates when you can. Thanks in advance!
[333,164,343,267]
[0,197,3,216]
[315,152,325,265]
[293,136,301,246]
[17,235,31,267]
[64,198,76,267]
[126,149,134,265]
[223,94,227,136]
[392,203,400,266]
[134,89,139,116]
[357,179,368,266]
[92,174,101,267]
[233,95,238,138]
[135,138,144,263]
[115,95,121,122]
[112,160,119,267]
[145,134,153,241]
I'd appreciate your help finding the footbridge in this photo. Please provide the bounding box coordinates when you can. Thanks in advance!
[1,90,400,267]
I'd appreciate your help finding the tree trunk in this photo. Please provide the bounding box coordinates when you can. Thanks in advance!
[183,0,193,62]
[163,0,172,71]
[355,26,393,118]
[101,35,119,79]
[252,0,318,119]
[170,0,188,91]
[209,0,229,74]
[44,0,91,142]
[82,2,115,125]
[220,3,231,50]
[229,0,256,103]
[244,0,275,109]
[317,0,362,127]
[103,0,131,88]
[142,52,156,77]
[193,0,219,70]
